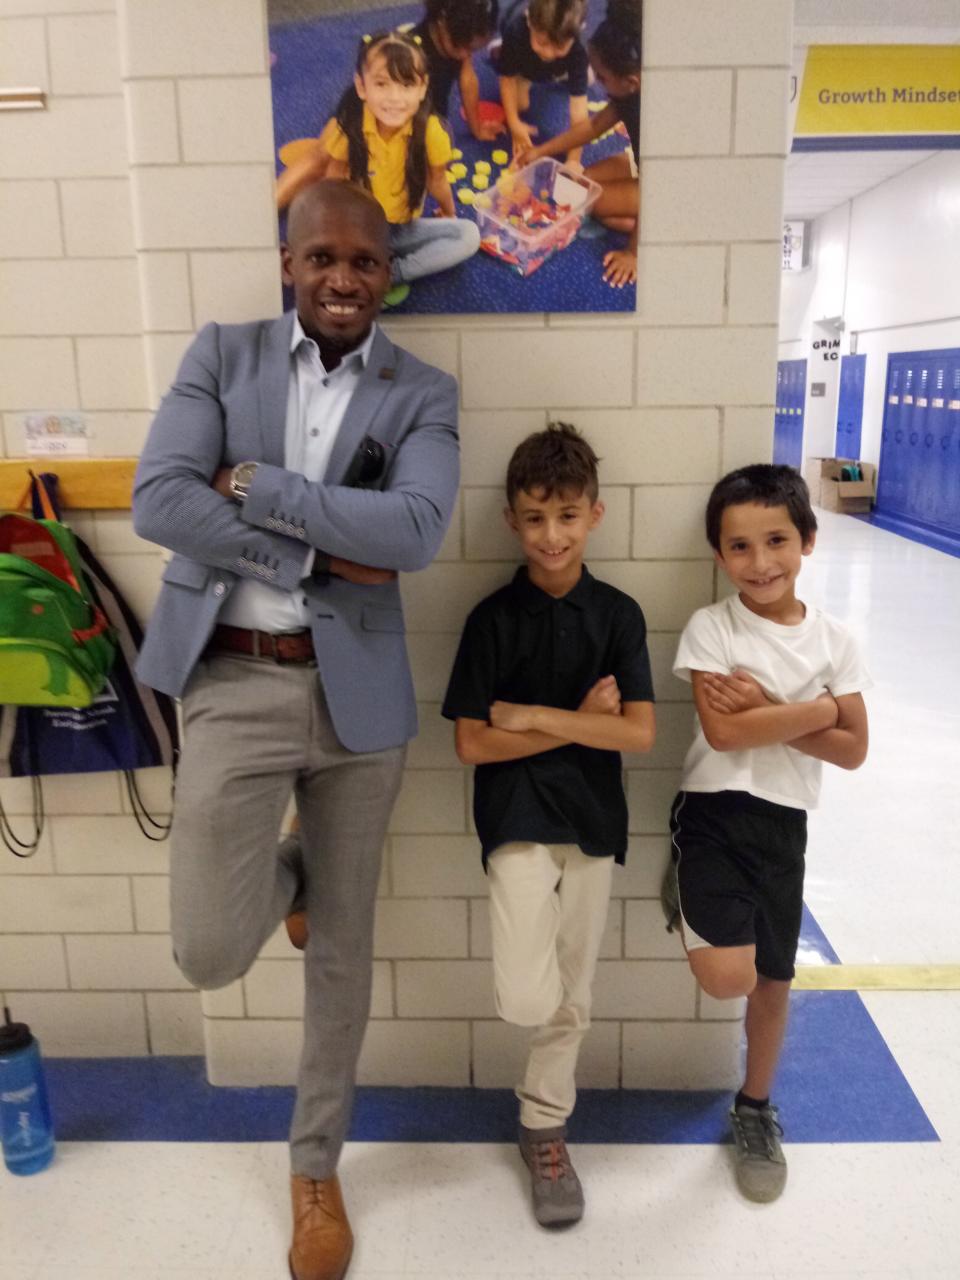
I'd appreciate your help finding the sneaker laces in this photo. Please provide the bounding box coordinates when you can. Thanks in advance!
[734,1107,783,1158]
[529,1138,573,1182]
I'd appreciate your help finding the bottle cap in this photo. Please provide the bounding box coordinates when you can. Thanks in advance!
[0,1005,33,1053]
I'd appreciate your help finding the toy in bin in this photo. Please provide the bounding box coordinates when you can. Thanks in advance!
[476,158,601,277]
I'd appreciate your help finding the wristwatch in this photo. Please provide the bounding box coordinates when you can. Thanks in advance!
[229,461,259,502]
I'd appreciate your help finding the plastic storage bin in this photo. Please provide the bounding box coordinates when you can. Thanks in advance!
[475,157,602,277]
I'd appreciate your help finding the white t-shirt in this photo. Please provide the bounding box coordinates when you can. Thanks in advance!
[674,594,871,810]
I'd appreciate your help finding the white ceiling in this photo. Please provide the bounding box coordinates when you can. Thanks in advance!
[783,149,938,220]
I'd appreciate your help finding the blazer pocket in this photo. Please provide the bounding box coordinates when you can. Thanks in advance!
[361,604,405,634]
[161,556,210,589]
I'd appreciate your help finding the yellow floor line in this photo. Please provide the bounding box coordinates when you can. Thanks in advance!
[794,964,960,991]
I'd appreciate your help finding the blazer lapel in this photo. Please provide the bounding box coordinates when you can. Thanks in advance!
[324,327,398,484]
[257,311,295,468]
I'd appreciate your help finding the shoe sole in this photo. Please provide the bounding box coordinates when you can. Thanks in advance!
[534,1203,584,1228]
[288,1246,353,1280]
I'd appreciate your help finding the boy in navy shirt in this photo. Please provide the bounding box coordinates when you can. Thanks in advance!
[496,0,589,161]
[443,423,655,1226]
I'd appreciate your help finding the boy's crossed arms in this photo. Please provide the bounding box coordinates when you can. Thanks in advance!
[456,674,655,764]
[694,668,868,771]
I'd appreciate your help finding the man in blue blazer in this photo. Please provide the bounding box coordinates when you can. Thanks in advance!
[133,181,459,1280]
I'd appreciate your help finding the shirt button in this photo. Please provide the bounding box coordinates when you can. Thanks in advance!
[311,428,319,437]
[213,582,225,598]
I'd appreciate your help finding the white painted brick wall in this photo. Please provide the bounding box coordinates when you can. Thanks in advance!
[0,0,793,1086]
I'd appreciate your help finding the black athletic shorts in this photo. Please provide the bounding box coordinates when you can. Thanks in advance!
[668,790,807,981]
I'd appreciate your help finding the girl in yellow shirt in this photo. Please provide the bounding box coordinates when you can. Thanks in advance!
[278,31,480,303]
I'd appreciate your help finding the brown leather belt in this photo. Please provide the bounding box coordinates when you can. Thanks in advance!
[207,624,316,664]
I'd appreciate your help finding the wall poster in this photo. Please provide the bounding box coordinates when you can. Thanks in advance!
[267,1,641,314]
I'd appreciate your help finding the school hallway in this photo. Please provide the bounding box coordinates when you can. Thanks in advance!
[4,510,959,1280]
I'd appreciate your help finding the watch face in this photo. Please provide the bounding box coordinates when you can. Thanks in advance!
[232,462,258,497]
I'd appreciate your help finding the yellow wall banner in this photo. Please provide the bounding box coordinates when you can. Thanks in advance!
[794,45,960,149]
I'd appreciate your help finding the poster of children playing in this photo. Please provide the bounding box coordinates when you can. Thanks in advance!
[268,0,641,314]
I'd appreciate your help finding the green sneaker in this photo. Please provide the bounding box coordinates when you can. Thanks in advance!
[383,282,411,309]
[661,857,680,933]
[518,1124,584,1227]
[728,1102,788,1202]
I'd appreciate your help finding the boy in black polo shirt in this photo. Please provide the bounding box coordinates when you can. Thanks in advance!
[496,0,590,161]
[442,423,655,1227]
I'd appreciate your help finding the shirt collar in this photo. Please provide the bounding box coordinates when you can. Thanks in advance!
[511,564,595,613]
[291,314,378,375]
[362,103,413,142]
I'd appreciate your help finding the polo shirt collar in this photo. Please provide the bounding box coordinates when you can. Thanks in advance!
[362,103,413,142]
[291,313,377,374]
[511,565,595,613]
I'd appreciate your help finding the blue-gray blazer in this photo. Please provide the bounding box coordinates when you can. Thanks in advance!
[133,312,459,753]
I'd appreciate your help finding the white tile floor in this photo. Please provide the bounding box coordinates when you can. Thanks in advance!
[3,511,959,1280]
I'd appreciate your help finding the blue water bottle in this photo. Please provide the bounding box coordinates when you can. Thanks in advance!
[0,1005,55,1175]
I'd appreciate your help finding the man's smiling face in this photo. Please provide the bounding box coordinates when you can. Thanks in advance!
[281,191,391,351]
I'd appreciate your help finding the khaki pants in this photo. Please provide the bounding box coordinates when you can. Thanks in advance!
[487,841,613,1129]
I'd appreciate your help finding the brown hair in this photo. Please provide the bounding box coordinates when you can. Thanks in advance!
[506,421,599,506]
[527,0,586,45]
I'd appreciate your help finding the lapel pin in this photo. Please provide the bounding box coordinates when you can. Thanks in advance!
[378,366,395,381]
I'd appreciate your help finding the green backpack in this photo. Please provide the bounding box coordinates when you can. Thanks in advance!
[0,511,116,708]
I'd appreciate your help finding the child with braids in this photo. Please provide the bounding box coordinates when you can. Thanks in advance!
[412,0,503,141]
[277,31,479,302]
[515,0,642,288]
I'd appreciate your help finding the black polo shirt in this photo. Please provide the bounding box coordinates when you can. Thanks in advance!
[442,566,654,864]
[497,2,589,95]
[412,18,460,119]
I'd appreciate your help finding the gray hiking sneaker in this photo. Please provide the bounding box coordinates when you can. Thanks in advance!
[518,1124,584,1227]
[661,857,681,933]
[728,1102,788,1202]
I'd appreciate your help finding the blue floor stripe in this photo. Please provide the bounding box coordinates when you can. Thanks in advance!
[852,511,960,560]
[44,991,936,1146]
[798,902,841,964]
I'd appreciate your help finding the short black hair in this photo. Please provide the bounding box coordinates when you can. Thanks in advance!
[589,0,642,79]
[425,0,499,46]
[705,464,818,551]
[506,421,599,506]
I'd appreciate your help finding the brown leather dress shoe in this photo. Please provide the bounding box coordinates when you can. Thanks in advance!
[285,911,308,951]
[289,1173,354,1280]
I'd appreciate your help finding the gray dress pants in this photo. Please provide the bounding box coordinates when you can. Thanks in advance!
[170,654,406,1179]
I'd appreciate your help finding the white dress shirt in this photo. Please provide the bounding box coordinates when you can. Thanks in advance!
[218,316,377,633]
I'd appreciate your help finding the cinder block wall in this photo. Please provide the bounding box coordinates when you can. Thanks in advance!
[0,0,791,1088]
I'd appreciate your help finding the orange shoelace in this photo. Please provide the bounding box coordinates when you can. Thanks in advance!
[529,1139,572,1182]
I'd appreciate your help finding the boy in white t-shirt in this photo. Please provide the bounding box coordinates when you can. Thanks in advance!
[664,464,870,1203]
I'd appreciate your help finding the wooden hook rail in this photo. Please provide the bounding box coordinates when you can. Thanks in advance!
[0,459,138,510]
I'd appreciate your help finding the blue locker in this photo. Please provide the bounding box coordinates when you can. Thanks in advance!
[877,348,960,549]
[835,354,865,459]
[938,360,960,533]
[774,359,806,470]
